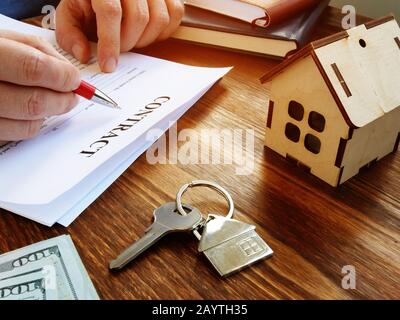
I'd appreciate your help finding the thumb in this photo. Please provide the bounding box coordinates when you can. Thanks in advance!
[55,3,91,63]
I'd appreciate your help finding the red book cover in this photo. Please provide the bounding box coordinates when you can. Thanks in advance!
[242,0,321,27]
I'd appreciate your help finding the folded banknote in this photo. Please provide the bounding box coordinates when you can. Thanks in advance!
[0,235,99,300]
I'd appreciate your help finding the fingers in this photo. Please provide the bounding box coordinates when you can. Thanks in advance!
[0,37,81,92]
[134,0,184,48]
[120,0,149,52]
[56,0,92,63]
[0,30,69,62]
[157,0,184,41]
[135,0,170,48]
[0,82,79,121]
[0,118,44,141]
[91,0,122,72]
[55,0,184,71]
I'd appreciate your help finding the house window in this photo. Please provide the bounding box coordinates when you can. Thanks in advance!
[305,134,321,154]
[285,103,324,154]
[288,101,304,121]
[308,111,326,132]
[285,123,300,142]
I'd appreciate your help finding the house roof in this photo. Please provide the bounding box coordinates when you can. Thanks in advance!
[261,15,400,128]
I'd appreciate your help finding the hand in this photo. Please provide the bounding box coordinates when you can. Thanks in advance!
[56,0,184,73]
[0,31,80,142]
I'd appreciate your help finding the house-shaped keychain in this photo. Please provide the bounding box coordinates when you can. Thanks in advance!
[261,15,400,187]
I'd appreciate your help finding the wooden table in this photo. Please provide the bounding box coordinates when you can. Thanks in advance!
[1,7,399,300]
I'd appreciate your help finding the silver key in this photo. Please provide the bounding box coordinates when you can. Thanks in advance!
[109,202,203,270]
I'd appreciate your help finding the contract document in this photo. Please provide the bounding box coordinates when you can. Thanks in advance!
[0,15,231,226]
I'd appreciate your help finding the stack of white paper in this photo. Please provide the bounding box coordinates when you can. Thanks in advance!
[0,15,231,226]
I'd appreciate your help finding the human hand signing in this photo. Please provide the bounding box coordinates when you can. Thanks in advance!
[0,31,80,143]
[56,0,184,72]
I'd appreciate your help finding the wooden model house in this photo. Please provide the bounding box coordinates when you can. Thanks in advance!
[261,16,400,187]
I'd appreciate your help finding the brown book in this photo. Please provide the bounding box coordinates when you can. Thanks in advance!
[243,0,321,27]
[172,0,330,59]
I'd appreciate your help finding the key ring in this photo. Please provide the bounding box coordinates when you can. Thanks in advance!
[175,180,234,219]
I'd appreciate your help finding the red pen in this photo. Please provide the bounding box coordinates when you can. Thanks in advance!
[73,80,120,109]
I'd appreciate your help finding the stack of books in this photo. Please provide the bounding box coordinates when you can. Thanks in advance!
[172,0,331,59]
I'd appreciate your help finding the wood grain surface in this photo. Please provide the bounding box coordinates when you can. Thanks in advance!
[1,7,399,300]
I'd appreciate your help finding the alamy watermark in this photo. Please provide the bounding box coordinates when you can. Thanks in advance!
[145,122,255,176]
[42,4,359,31]
[342,5,357,30]
[42,264,57,290]
[41,5,56,30]
[341,265,357,290]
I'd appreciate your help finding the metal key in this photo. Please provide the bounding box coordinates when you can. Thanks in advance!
[109,202,203,271]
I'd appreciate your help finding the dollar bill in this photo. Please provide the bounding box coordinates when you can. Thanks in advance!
[0,235,99,300]
[0,269,57,300]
